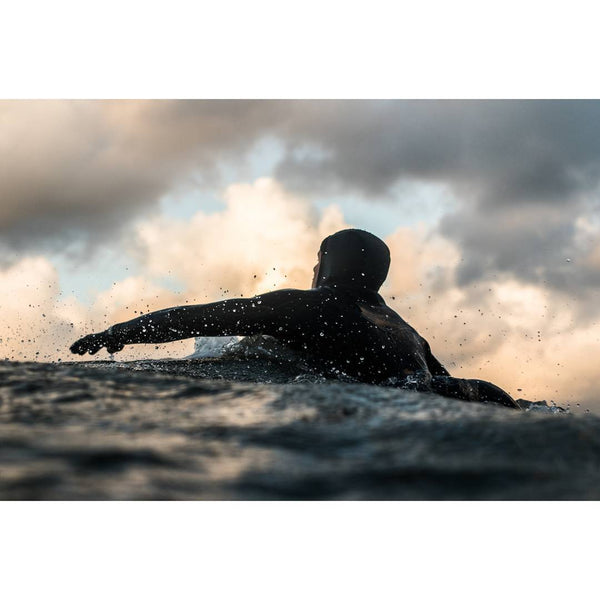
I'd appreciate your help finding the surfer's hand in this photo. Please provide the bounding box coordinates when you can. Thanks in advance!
[70,332,107,355]
[70,331,124,355]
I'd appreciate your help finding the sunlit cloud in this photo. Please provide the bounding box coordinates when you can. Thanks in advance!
[1,178,348,363]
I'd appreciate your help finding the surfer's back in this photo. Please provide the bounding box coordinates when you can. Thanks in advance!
[271,285,437,383]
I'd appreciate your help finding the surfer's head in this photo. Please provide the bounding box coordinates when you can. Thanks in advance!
[312,229,391,291]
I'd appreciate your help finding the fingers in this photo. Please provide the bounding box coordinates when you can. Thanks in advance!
[106,341,124,354]
[69,339,89,355]
[69,332,107,355]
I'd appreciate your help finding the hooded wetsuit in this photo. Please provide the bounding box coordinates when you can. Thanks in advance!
[70,229,520,409]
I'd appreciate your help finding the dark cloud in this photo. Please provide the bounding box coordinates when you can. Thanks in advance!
[439,203,599,289]
[0,100,283,250]
[275,101,600,202]
[2,100,600,297]
[273,100,600,296]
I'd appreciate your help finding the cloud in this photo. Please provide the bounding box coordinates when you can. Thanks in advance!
[276,101,600,201]
[0,100,282,251]
[1,178,348,363]
[273,101,600,299]
[3,100,600,301]
[0,255,184,361]
[133,177,347,298]
[383,232,600,409]
[0,256,72,360]
[6,100,599,224]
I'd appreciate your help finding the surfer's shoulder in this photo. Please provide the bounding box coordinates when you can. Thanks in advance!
[250,287,332,309]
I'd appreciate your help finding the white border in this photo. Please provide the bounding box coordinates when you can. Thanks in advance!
[2,502,598,599]
[2,1,599,98]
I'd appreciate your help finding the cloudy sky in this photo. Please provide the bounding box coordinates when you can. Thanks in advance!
[1,100,599,411]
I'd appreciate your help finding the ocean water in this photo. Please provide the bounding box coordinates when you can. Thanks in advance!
[1,337,598,500]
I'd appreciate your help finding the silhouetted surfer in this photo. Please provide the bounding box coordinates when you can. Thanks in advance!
[70,229,520,409]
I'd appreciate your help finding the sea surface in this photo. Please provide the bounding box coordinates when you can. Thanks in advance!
[1,337,599,500]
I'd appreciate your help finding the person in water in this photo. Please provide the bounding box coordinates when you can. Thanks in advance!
[70,229,519,409]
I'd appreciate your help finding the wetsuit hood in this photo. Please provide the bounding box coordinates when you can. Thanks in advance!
[314,229,391,293]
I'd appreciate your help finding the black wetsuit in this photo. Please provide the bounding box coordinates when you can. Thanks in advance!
[70,229,520,409]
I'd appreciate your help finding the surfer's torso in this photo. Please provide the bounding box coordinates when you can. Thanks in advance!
[270,285,440,383]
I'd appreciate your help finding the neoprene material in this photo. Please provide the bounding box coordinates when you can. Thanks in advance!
[70,229,520,409]
[315,229,391,292]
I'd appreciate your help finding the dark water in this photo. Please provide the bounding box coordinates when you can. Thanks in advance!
[1,345,599,500]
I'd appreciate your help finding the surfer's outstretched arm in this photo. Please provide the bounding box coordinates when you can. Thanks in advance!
[70,289,321,355]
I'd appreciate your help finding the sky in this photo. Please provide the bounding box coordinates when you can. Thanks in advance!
[1,100,599,412]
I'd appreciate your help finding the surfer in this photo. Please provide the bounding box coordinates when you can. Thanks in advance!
[70,229,520,409]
